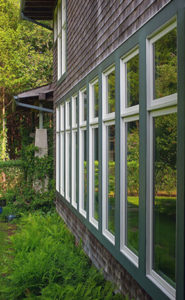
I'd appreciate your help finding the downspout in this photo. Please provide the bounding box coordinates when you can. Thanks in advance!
[21,12,53,31]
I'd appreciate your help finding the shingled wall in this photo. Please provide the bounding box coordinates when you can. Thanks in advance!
[53,0,170,101]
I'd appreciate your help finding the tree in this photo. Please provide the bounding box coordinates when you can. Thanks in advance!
[0,0,53,159]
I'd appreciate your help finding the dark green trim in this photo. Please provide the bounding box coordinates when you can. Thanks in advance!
[86,79,90,220]
[77,93,80,211]
[138,31,147,276]
[176,7,185,300]
[115,51,121,250]
[57,72,67,85]
[98,69,103,235]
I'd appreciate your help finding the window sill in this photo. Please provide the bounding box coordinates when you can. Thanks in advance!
[57,71,67,85]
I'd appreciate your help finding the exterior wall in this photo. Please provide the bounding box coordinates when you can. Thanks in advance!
[53,0,170,100]
[53,1,185,300]
[56,197,152,300]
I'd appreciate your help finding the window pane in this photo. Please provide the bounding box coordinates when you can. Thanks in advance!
[92,127,99,221]
[126,120,139,255]
[107,125,115,234]
[93,82,99,118]
[72,97,77,127]
[154,28,177,99]
[60,104,64,131]
[126,54,139,107]
[62,0,66,25]
[82,90,87,122]
[56,107,59,132]
[107,70,115,113]
[153,113,177,285]
[72,131,77,206]
[60,132,64,195]
[62,26,66,74]
[56,133,59,191]
[65,132,71,201]
[82,129,87,211]
[66,101,70,129]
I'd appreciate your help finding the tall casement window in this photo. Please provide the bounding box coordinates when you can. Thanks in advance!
[60,103,65,196]
[71,95,78,209]
[89,79,99,228]
[57,0,66,80]
[120,49,139,266]
[102,66,116,244]
[79,88,87,217]
[65,99,71,202]
[146,21,177,299]
[56,106,60,192]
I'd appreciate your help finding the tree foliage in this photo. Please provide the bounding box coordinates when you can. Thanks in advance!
[0,0,53,159]
[0,0,53,95]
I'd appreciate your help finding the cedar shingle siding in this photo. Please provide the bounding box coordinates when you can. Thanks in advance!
[54,0,170,100]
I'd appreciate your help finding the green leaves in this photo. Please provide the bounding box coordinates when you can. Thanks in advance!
[0,213,125,300]
[0,0,53,95]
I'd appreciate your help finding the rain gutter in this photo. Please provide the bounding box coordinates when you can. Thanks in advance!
[14,96,53,113]
[21,12,53,31]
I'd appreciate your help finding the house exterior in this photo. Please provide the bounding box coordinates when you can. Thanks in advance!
[21,1,185,299]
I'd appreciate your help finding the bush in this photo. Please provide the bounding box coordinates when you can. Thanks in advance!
[0,144,55,216]
[0,213,124,300]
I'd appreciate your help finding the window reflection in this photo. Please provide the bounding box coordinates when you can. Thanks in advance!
[126,54,139,107]
[107,125,115,235]
[92,127,99,221]
[83,129,87,211]
[154,28,177,99]
[93,82,99,118]
[83,90,87,122]
[126,120,139,255]
[153,113,177,285]
[107,70,115,113]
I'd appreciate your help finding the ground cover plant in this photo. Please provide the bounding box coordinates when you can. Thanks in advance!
[0,213,125,300]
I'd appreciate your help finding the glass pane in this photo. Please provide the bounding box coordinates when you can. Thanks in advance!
[107,70,115,113]
[82,130,87,211]
[56,133,59,191]
[107,125,115,234]
[62,26,66,74]
[66,101,70,129]
[93,82,99,118]
[126,120,139,255]
[72,132,77,206]
[56,107,59,132]
[153,113,177,285]
[60,104,64,131]
[82,90,87,122]
[65,132,71,200]
[62,0,66,24]
[60,132,64,194]
[154,28,177,99]
[92,127,99,221]
[126,54,139,107]
[73,97,77,126]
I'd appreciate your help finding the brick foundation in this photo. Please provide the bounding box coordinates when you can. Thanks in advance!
[56,197,152,300]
